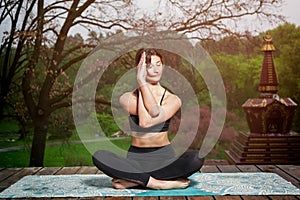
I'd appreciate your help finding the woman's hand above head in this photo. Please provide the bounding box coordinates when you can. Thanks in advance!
[136,52,147,87]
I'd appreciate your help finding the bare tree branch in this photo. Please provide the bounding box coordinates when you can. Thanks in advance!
[73,19,132,30]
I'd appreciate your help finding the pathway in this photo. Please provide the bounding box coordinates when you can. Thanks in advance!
[0,137,127,152]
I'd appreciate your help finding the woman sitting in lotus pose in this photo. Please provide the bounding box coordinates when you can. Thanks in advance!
[92,48,205,190]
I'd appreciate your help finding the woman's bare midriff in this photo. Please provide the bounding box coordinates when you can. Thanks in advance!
[131,131,170,147]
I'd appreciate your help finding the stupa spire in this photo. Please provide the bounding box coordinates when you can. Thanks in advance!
[258,33,279,97]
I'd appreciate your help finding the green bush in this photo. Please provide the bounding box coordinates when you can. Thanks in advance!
[97,113,120,137]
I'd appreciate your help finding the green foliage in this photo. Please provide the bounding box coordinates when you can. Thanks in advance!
[202,36,261,56]
[0,118,20,133]
[48,108,74,140]
[212,53,261,113]
[267,23,300,132]
[96,113,120,137]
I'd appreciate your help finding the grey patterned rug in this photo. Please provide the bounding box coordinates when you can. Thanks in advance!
[1,172,300,198]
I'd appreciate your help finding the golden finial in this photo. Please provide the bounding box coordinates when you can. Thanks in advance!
[261,32,275,51]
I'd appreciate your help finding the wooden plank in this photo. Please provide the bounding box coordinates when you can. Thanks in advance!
[0,168,22,182]
[215,196,243,200]
[201,165,220,173]
[92,198,109,200]
[256,165,300,189]
[268,196,299,200]
[239,196,269,200]
[236,165,262,172]
[35,167,62,175]
[159,197,186,200]
[76,166,99,174]
[133,197,159,200]
[187,196,214,200]
[55,166,81,175]
[276,165,300,181]
[217,165,241,172]
[0,167,41,192]
[96,169,104,174]
[204,160,229,165]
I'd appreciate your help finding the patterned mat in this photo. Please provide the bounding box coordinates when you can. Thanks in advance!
[1,172,300,198]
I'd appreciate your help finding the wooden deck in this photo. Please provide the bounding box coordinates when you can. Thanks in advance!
[0,165,300,199]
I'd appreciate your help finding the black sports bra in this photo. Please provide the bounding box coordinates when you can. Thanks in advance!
[129,89,171,132]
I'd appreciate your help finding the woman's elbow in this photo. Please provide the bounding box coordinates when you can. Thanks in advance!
[138,116,157,128]
[139,121,152,128]
[149,106,160,118]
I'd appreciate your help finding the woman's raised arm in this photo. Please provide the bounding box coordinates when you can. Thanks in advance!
[137,90,181,128]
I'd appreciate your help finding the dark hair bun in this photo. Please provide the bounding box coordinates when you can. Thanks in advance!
[135,48,163,66]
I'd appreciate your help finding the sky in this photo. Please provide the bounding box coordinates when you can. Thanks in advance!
[282,0,300,26]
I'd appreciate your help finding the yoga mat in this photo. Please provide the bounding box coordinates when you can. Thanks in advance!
[1,172,300,198]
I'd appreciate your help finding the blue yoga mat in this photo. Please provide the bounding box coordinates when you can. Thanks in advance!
[1,172,300,198]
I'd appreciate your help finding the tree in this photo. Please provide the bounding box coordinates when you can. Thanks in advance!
[213,53,262,112]
[0,0,285,166]
[0,0,36,120]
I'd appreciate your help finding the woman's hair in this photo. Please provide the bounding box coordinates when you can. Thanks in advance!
[135,48,163,66]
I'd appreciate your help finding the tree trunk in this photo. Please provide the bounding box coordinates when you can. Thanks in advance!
[29,115,49,167]
[0,95,5,119]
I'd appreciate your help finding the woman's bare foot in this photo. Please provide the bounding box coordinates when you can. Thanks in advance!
[146,177,190,190]
[112,179,139,189]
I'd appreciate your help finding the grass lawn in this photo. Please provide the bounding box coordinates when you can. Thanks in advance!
[0,138,227,168]
[0,137,132,168]
[0,118,228,168]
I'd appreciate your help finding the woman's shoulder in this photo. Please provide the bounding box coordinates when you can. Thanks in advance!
[119,90,137,103]
[162,87,178,97]
[162,88,181,106]
[119,90,138,113]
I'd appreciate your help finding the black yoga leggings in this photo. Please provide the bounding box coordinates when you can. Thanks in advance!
[92,144,205,187]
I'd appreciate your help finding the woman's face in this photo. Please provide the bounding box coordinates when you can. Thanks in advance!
[146,55,163,84]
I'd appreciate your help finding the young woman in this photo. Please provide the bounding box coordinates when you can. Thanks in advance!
[92,48,204,190]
